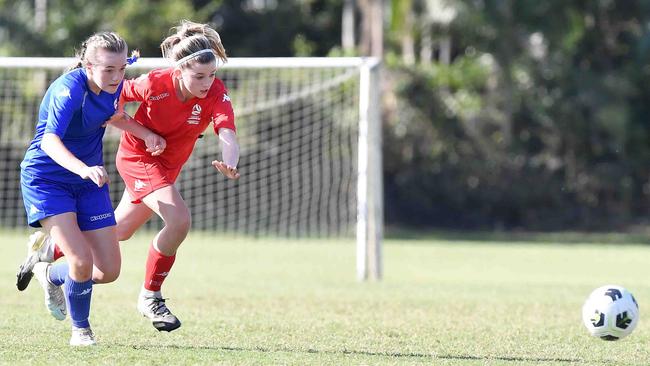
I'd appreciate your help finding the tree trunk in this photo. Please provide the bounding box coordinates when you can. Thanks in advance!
[342,0,355,53]
[401,7,415,64]
[359,0,383,57]
[34,0,47,32]
[438,35,451,65]
[420,19,432,65]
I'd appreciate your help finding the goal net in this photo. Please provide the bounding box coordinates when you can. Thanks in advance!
[0,57,382,279]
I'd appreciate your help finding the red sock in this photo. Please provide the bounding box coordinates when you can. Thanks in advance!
[143,243,176,292]
[53,244,64,261]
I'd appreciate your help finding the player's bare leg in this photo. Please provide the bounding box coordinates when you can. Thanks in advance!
[140,185,191,256]
[114,189,154,242]
[82,225,121,284]
[133,185,190,332]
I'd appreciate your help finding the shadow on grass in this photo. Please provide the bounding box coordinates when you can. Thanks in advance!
[124,344,592,363]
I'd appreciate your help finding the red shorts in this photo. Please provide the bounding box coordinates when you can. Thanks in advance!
[116,150,182,204]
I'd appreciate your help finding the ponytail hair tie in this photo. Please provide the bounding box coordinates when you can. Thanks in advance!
[127,54,139,65]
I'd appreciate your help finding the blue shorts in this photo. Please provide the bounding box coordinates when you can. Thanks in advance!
[21,172,116,231]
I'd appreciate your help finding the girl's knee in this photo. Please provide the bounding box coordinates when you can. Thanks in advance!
[93,268,120,284]
[178,214,192,233]
[168,211,192,234]
[116,222,136,241]
[68,257,94,280]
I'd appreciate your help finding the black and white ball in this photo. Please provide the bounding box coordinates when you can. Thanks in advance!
[582,285,639,341]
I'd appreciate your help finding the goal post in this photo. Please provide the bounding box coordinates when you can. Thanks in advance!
[357,58,383,281]
[0,56,383,281]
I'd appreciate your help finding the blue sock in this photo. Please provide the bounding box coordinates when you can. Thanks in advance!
[48,263,69,286]
[64,275,93,329]
[49,263,97,286]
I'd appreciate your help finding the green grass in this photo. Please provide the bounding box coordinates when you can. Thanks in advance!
[2,229,650,365]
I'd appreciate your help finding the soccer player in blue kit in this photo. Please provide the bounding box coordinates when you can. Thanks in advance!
[20,32,165,346]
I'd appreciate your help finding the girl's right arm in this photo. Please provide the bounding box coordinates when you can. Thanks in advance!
[41,133,109,187]
[106,111,166,156]
[114,74,166,155]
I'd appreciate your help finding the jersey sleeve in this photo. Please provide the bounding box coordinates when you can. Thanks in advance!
[211,87,236,135]
[121,73,150,103]
[43,81,84,138]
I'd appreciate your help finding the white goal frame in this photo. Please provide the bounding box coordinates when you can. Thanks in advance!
[0,56,383,281]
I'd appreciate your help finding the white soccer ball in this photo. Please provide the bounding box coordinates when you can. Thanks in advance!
[582,285,639,340]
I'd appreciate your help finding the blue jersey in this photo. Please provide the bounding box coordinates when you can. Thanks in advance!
[21,68,122,184]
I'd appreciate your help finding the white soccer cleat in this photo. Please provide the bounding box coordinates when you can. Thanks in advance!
[69,327,96,346]
[137,295,181,332]
[16,231,54,291]
[33,262,67,321]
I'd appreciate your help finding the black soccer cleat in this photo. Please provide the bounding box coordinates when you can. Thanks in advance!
[138,296,182,332]
[153,317,182,332]
[16,264,35,291]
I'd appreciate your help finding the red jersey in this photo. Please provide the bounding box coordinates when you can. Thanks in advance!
[119,68,236,172]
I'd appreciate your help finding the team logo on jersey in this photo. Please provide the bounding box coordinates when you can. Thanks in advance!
[187,104,202,125]
[29,204,41,216]
[90,213,113,222]
[223,94,231,102]
[57,88,71,99]
[149,92,169,101]
[134,179,147,192]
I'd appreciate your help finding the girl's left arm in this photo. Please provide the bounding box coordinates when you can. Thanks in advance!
[211,128,240,180]
[109,74,165,155]
[219,128,239,167]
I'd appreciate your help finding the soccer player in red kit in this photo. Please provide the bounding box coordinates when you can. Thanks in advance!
[16,20,240,332]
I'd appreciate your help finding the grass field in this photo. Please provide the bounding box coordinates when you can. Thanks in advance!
[2,229,650,365]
